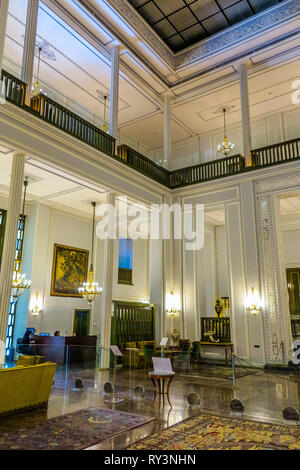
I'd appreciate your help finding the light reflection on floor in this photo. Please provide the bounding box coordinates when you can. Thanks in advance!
[1,364,300,449]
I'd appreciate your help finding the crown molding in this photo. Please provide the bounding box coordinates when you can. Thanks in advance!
[175,0,300,68]
[104,0,299,73]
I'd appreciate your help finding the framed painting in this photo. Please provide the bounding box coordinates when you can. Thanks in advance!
[50,244,89,297]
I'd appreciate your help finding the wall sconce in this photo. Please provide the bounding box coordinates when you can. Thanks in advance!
[246,287,261,315]
[31,292,43,316]
[166,291,181,317]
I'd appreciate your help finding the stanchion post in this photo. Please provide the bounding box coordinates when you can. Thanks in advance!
[64,345,69,389]
[112,354,117,401]
[129,348,132,398]
[232,353,236,390]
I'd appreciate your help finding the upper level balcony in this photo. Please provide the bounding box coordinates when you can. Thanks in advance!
[2,69,300,190]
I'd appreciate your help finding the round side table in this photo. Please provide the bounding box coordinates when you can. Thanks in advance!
[149,371,175,407]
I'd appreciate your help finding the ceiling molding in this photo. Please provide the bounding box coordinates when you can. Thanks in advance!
[175,0,299,67]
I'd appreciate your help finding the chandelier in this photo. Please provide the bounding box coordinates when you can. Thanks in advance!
[12,178,31,299]
[156,159,168,169]
[166,291,180,317]
[102,95,108,133]
[78,202,103,305]
[246,287,262,316]
[32,46,46,96]
[217,108,235,156]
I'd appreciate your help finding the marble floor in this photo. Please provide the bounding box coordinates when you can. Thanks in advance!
[1,364,300,450]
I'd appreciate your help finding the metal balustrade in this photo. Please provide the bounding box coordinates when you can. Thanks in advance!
[118,267,133,285]
[30,93,116,156]
[1,70,26,106]
[112,302,155,348]
[2,70,300,189]
[170,154,245,188]
[117,145,170,187]
[201,317,231,343]
[251,137,300,168]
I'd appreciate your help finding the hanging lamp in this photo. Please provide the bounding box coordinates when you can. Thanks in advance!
[102,95,108,133]
[217,108,235,156]
[32,46,46,96]
[78,202,103,305]
[11,178,31,299]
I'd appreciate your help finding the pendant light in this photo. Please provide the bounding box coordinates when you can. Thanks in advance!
[102,95,108,133]
[78,202,103,305]
[32,47,46,96]
[217,108,235,156]
[11,178,31,299]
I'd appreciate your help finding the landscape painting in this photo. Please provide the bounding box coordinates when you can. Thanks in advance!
[50,244,89,297]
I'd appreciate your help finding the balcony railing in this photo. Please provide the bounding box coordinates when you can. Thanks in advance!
[117,145,170,187]
[30,93,115,156]
[251,137,300,168]
[201,317,231,343]
[170,154,245,188]
[1,70,26,106]
[2,70,300,189]
[118,267,133,285]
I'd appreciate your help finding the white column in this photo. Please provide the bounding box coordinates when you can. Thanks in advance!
[0,152,25,364]
[21,0,39,105]
[100,192,116,369]
[225,201,250,360]
[109,46,119,140]
[0,0,9,73]
[163,94,171,169]
[240,181,265,364]
[239,63,252,167]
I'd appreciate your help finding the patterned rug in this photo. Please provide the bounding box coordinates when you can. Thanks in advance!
[129,412,300,450]
[0,408,155,450]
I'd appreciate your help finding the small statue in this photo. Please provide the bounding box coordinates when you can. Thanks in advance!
[170,328,180,348]
[204,330,220,343]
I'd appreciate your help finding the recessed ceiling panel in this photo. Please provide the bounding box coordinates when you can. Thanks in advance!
[127,0,286,52]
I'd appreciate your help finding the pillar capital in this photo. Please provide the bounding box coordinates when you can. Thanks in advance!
[161,90,173,99]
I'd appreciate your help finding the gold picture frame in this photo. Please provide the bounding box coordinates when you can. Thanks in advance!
[50,244,89,298]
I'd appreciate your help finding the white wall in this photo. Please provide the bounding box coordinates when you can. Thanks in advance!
[216,225,230,298]
[282,230,300,267]
[14,203,150,339]
[154,108,300,170]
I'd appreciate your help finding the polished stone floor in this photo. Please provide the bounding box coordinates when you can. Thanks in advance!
[1,363,300,450]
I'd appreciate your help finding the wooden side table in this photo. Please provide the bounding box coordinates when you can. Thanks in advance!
[149,372,175,407]
[200,342,233,366]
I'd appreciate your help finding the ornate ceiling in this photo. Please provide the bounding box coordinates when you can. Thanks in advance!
[127,0,285,52]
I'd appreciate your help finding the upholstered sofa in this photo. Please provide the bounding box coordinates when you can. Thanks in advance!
[0,362,56,415]
[122,340,157,368]
[16,355,45,366]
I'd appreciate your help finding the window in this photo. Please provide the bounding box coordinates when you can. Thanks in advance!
[5,215,26,357]
[118,239,133,285]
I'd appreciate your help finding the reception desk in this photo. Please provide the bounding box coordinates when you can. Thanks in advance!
[32,336,97,366]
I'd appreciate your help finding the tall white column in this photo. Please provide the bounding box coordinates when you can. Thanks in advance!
[0,0,9,73]
[109,46,119,140]
[0,152,25,364]
[21,0,39,105]
[100,192,116,369]
[239,63,252,167]
[163,94,171,169]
